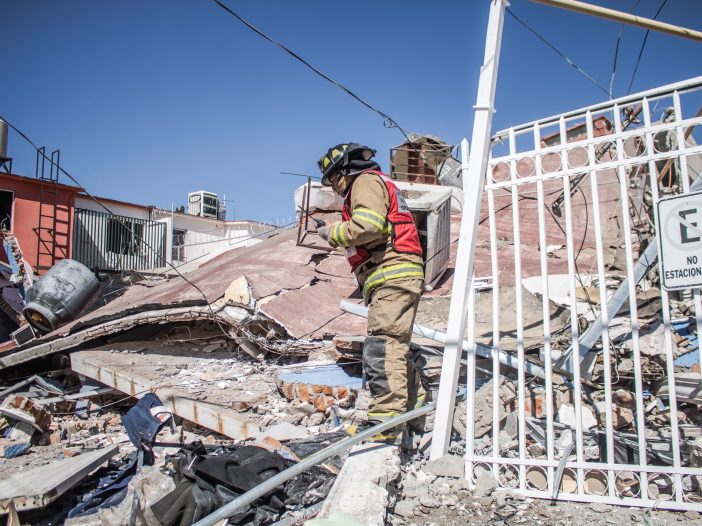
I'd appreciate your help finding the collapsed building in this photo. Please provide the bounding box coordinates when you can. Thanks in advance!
[0,15,701,524]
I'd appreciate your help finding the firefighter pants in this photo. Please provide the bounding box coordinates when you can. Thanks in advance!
[364,277,425,422]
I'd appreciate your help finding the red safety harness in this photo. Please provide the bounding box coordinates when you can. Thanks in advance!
[342,170,423,271]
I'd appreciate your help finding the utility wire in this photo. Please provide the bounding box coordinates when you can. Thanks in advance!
[506,8,610,98]
[0,115,236,341]
[626,0,668,95]
[609,0,643,99]
[210,0,422,155]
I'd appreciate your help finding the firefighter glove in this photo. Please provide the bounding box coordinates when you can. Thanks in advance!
[318,225,331,242]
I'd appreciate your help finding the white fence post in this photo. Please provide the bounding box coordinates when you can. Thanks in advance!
[429,0,508,461]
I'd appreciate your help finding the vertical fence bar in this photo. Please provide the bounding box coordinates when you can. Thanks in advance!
[615,100,650,501]
[562,118,585,495]
[651,115,684,502]
[534,122,555,493]
[509,128,528,491]
[464,277,477,483]
[488,186,502,471]
[585,109,616,497]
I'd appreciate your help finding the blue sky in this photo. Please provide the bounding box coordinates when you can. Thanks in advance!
[1,1,700,222]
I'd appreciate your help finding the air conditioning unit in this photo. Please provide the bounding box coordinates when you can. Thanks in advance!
[188,191,219,219]
[397,182,454,291]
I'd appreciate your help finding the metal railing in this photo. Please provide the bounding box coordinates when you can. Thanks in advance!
[72,208,167,272]
[433,76,702,511]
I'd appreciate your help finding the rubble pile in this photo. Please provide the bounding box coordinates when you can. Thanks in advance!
[0,357,351,525]
[388,458,701,525]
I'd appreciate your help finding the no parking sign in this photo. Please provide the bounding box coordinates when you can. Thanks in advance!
[657,191,702,291]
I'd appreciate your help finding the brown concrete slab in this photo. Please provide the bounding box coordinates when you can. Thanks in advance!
[260,280,359,339]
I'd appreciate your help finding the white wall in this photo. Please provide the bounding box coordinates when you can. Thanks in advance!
[75,196,150,220]
[74,197,277,269]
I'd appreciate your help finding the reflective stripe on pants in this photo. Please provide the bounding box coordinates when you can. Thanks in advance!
[364,277,425,419]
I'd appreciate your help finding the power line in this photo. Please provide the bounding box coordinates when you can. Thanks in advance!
[609,0,643,99]
[506,8,610,97]
[210,0,422,155]
[626,0,668,95]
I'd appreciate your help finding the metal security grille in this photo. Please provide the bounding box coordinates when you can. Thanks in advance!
[73,208,167,272]
[434,77,702,511]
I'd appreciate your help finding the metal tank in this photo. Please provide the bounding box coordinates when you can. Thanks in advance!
[23,259,101,332]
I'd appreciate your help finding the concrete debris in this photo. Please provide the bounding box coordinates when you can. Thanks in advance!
[454,375,517,439]
[424,454,464,478]
[256,421,309,441]
[0,395,52,432]
[0,446,119,513]
[319,443,400,526]
[557,403,597,431]
[473,467,497,497]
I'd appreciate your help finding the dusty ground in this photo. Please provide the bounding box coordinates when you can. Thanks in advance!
[389,464,702,526]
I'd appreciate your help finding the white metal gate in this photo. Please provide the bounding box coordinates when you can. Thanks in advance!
[433,77,702,511]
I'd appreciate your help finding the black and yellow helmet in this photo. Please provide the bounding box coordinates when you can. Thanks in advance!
[317,142,376,186]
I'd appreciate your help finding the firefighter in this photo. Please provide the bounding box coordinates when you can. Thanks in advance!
[316,142,425,441]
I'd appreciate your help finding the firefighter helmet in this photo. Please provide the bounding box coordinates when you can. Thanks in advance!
[317,143,376,186]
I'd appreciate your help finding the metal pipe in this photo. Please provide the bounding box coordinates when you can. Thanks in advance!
[192,392,463,526]
[530,0,702,42]
[339,300,548,380]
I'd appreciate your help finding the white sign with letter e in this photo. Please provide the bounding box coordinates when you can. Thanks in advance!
[657,191,702,291]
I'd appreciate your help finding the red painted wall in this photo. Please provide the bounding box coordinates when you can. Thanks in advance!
[0,172,80,273]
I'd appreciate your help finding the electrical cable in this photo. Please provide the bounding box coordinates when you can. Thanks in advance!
[609,0,643,99]
[210,0,422,155]
[610,27,623,99]
[506,8,610,98]
[0,114,236,342]
[626,0,668,95]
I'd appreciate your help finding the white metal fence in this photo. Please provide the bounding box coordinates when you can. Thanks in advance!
[434,77,702,510]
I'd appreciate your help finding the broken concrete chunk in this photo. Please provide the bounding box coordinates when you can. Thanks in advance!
[424,454,464,478]
[473,468,497,497]
[230,392,267,412]
[393,499,417,518]
[305,512,367,526]
[319,443,401,526]
[453,375,517,439]
[690,437,702,468]
[223,275,253,307]
[594,401,634,430]
[557,403,597,431]
[202,342,224,353]
[239,340,267,361]
[257,422,309,442]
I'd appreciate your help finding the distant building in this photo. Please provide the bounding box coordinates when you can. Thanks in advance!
[0,169,276,275]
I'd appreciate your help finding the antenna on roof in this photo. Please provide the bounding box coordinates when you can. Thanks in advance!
[280,171,321,180]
